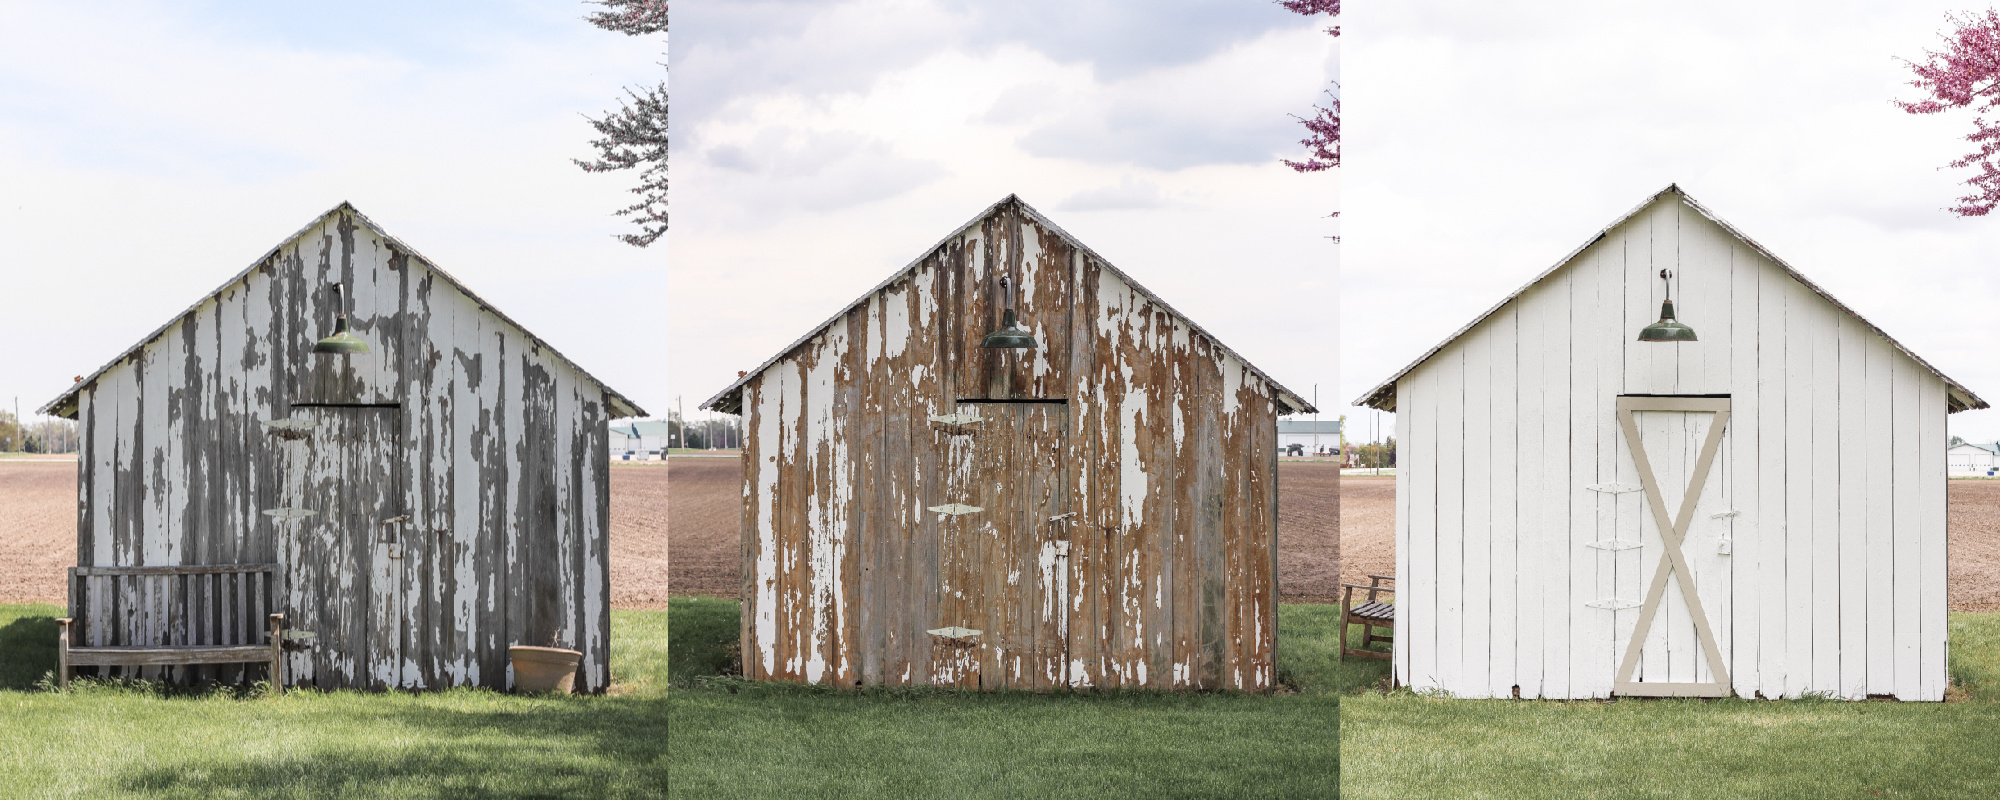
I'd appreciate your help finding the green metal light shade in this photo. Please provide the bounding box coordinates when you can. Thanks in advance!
[1637,269,1697,342]
[1637,300,1698,342]
[313,315,371,354]
[979,309,1037,350]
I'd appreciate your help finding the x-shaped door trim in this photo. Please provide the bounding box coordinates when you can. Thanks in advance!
[1612,396,1733,698]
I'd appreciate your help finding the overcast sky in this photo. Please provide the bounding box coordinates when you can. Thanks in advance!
[669,0,1339,420]
[0,1,1338,430]
[1344,0,2000,444]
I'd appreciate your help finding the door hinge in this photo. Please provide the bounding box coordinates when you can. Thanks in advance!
[929,503,983,517]
[261,507,317,521]
[928,626,982,639]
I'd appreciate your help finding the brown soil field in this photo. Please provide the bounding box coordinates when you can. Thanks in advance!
[0,460,79,604]
[4,460,1990,611]
[661,459,1345,603]
[1337,474,2000,613]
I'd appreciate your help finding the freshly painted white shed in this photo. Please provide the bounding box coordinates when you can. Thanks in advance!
[1356,186,1985,701]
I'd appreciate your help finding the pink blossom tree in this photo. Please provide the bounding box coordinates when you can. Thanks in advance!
[1280,0,1338,174]
[1897,9,2000,217]
[577,0,671,246]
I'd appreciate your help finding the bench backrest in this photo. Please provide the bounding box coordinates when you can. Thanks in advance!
[67,564,279,648]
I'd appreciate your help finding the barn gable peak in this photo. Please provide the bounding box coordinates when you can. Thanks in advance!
[701,194,1314,415]
[1354,185,1985,414]
[40,202,646,419]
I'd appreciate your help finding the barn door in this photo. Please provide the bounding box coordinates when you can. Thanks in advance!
[1612,396,1732,697]
[929,402,1071,690]
[269,406,405,690]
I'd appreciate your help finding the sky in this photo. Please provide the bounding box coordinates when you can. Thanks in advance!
[1343,0,2000,445]
[0,1,1340,432]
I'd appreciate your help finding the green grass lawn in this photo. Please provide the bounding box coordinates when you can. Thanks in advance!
[1338,612,2000,800]
[668,597,1348,800]
[0,603,671,799]
[0,600,1347,799]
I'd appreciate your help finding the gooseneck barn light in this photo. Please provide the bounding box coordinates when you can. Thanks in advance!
[979,276,1037,350]
[1637,269,1698,343]
[312,282,372,355]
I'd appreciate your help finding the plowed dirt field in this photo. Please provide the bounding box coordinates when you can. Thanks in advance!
[5,460,1991,610]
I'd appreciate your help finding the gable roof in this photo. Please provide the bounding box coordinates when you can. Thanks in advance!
[40,202,646,420]
[700,194,1315,415]
[1950,442,2000,455]
[1354,185,1986,414]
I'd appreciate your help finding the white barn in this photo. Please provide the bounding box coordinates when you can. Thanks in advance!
[1356,186,1984,701]
[1947,442,1999,477]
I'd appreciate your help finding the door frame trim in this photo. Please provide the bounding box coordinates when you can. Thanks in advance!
[1612,395,1733,698]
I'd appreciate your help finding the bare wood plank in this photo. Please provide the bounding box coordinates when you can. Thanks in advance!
[74,565,279,577]
[68,646,279,666]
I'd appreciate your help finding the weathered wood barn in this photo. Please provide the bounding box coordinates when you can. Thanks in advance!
[702,195,1313,692]
[1356,185,1983,701]
[41,203,644,692]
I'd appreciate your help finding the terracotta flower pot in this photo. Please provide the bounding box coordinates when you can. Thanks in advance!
[510,645,582,693]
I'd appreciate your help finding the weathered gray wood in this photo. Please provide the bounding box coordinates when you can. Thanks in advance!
[75,564,279,577]
[67,646,279,667]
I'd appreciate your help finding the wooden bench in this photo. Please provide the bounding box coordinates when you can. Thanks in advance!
[57,564,284,692]
[1339,574,1395,662]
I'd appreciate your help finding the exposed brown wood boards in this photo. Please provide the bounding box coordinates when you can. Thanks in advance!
[1365,186,1979,701]
[49,205,639,692]
[718,197,1305,693]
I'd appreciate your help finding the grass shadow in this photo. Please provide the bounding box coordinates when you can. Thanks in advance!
[0,606,60,690]
[111,694,673,799]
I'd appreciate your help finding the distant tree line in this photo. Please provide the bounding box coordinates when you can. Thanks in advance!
[666,411,741,451]
[0,412,78,454]
[1350,437,1396,469]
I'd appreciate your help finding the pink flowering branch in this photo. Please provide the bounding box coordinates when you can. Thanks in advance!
[576,0,670,246]
[1283,91,1340,173]
[1278,0,1340,37]
[1896,9,2000,217]
[1280,0,1338,239]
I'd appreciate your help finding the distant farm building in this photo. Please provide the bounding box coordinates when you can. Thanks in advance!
[609,420,675,459]
[1947,442,2000,476]
[704,195,1313,692]
[1357,185,1982,701]
[1279,420,1342,456]
[43,203,644,692]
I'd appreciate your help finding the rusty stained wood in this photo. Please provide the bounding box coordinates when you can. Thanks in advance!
[731,199,1284,692]
[55,206,634,692]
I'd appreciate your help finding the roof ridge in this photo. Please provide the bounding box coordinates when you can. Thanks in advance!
[699,194,1315,415]
[40,204,647,419]
[1353,185,1985,413]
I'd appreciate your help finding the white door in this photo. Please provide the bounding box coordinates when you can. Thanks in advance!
[1613,396,1733,697]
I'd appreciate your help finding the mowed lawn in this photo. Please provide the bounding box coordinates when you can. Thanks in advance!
[0,599,1358,800]
[0,603,673,798]
[1337,612,2000,800]
[669,597,1362,800]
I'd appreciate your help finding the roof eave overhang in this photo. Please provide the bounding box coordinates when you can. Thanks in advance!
[1353,185,1987,415]
[39,202,648,421]
[702,195,1316,417]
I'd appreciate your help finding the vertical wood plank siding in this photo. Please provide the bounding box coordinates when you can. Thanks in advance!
[64,207,624,692]
[735,203,1288,692]
[1392,195,1954,700]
